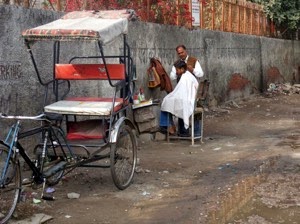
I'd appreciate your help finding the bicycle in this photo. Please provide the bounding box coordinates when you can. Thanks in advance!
[0,111,137,224]
[0,113,74,223]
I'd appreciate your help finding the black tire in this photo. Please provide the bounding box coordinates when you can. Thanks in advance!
[0,144,21,224]
[110,125,137,190]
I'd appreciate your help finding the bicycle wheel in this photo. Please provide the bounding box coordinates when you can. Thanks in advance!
[110,124,137,190]
[0,144,21,224]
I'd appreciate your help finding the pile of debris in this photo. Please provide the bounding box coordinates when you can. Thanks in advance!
[267,83,300,95]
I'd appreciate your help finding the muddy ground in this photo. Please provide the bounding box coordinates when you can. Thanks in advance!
[9,93,300,224]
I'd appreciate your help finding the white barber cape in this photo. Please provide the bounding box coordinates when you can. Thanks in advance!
[161,71,199,129]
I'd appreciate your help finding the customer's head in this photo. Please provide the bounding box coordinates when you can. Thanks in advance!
[176,45,188,61]
[174,60,187,76]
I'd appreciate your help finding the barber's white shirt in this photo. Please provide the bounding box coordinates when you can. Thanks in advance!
[170,55,204,80]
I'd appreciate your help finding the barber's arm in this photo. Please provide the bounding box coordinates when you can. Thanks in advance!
[193,60,204,78]
[170,65,177,80]
[187,64,194,74]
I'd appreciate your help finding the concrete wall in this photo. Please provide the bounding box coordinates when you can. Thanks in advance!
[0,6,64,116]
[128,22,300,105]
[0,5,299,119]
[260,38,300,86]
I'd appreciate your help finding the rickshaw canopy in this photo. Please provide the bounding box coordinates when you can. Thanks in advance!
[22,9,136,44]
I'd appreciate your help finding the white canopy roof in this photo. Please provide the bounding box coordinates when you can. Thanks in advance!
[22,10,137,44]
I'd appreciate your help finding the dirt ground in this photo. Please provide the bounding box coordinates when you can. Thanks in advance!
[9,93,300,224]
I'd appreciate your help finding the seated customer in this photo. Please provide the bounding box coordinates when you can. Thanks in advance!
[159,60,199,136]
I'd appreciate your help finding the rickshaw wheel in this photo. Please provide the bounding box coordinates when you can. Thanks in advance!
[110,124,137,190]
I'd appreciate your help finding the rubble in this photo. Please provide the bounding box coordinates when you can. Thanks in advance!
[267,83,300,95]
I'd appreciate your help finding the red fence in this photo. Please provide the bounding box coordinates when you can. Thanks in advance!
[139,0,275,37]
[197,0,275,37]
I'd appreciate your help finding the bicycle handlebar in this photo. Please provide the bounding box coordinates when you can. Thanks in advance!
[0,113,49,121]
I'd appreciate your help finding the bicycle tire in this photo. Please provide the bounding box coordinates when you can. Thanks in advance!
[0,144,21,224]
[110,124,137,190]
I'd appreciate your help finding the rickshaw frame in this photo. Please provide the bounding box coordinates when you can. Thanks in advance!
[0,10,138,224]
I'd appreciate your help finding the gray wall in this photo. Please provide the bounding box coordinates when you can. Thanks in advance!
[0,6,64,116]
[0,5,299,119]
[128,22,299,105]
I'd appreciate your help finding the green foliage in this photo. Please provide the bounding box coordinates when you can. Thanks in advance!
[249,0,300,30]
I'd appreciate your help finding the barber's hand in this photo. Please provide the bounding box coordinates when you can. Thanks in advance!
[187,65,194,73]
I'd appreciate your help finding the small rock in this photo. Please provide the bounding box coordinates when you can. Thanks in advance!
[141,191,150,196]
[162,182,169,187]
[67,192,80,199]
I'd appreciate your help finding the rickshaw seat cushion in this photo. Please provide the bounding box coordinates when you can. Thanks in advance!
[55,64,125,80]
[44,98,125,116]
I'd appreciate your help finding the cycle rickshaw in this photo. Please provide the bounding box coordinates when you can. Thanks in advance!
[0,10,137,223]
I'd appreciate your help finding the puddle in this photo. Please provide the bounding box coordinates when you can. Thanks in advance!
[207,156,300,224]
[227,196,300,223]
[207,175,263,224]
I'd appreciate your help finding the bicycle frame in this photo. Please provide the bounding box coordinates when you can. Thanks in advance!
[0,122,19,186]
[0,114,72,186]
